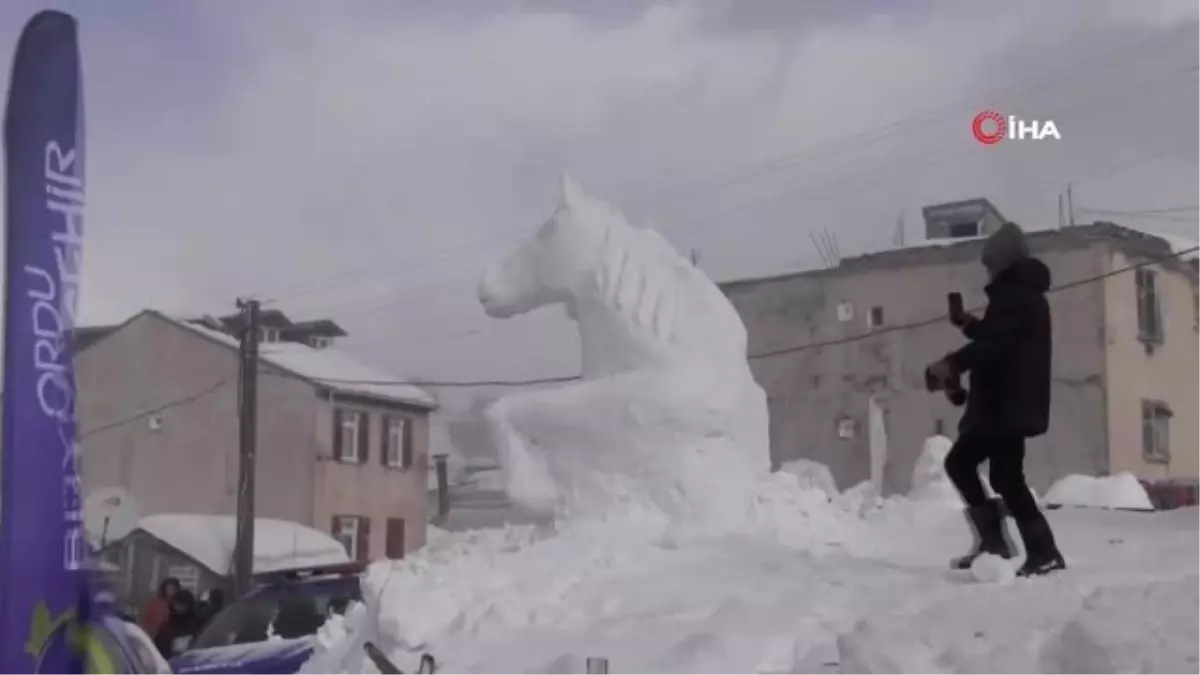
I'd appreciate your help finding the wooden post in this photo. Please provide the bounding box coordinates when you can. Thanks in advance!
[232,298,260,597]
[434,453,450,522]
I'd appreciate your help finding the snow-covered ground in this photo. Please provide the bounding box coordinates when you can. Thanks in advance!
[307,185,1198,673]
[308,460,1198,673]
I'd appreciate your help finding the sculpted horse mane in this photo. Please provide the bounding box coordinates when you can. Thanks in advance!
[562,178,748,367]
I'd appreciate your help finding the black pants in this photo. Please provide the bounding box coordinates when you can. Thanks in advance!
[944,433,1041,524]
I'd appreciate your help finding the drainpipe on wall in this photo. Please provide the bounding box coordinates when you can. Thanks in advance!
[433,454,450,523]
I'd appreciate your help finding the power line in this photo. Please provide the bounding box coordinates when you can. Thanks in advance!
[79,375,235,439]
[77,243,1197,432]
[748,244,1198,360]
[302,374,582,388]
[271,244,1200,386]
[324,129,1195,363]
[1077,206,1200,224]
[676,66,1192,251]
[316,66,1193,329]
[331,91,1200,353]
[614,23,1199,209]
[252,28,1197,309]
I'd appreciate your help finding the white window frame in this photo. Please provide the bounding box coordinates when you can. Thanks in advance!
[338,409,365,463]
[837,417,857,439]
[836,302,854,322]
[1141,400,1172,464]
[385,416,408,468]
[334,516,360,557]
[1135,268,1163,343]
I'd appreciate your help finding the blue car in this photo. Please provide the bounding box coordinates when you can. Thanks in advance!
[170,562,364,674]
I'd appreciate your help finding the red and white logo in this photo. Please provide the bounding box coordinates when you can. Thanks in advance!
[971,110,1060,145]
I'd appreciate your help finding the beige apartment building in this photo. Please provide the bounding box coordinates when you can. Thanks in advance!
[76,309,437,562]
[721,199,1197,497]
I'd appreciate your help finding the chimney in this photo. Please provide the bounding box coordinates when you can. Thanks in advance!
[434,454,450,522]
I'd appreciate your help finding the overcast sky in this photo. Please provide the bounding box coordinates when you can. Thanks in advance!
[1,0,1197,394]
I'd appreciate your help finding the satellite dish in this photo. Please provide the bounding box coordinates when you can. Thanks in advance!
[84,487,140,550]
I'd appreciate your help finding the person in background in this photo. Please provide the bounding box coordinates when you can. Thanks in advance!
[925,221,1067,577]
[154,588,202,658]
[139,577,180,640]
[197,587,226,628]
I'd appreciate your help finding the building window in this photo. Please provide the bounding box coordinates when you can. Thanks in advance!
[947,221,979,238]
[1135,269,1163,343]
[310,336,332,349]
[382,416,413,469]
[836,302,854,322]
[837,417,857,439]
[332,515,369,561]
[260,327,280,343]
[868,306,884,328]
[385,518,406,559]
[1141,400,1172,464]
[333,408,369,463]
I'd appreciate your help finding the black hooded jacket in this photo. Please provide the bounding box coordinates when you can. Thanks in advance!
[946,255,1053,438]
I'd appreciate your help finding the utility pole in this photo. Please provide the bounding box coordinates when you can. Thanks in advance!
[689,248,701,268]
[1066,184,1076,227]
[232,298,261,597]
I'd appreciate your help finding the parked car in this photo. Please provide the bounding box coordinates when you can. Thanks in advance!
[106,615,175,673]
[170,562,364,674]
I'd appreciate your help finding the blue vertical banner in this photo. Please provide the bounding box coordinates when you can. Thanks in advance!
[1,10,90,673]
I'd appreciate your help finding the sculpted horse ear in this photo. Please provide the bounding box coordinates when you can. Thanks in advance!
[559,173,587,210]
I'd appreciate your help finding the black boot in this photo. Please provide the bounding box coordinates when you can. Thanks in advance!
[950,497,1015,570]
[1015,514,1066,577]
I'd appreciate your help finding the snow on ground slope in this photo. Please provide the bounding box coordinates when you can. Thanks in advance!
[308,489,1197,673]
[311,506,1198,673]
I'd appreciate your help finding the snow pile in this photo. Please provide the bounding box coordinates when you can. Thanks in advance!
[1039,576,1200,673]
[839,564,1199,673]
[476,177,770,530]
[1043,473,1154,511]
[969,553,1016,584]
[136,514,349,574]
[303,440,1195,673]
[907,435,960,504]
[777,459,838,499]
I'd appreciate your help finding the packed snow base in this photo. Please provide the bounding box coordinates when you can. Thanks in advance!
[304,446,1197,673]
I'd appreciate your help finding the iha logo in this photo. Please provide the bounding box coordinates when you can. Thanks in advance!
[971,110,1061,145]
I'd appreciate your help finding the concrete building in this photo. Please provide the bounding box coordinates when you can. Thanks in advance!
[76,309,437,561]
[721,204,1198,497]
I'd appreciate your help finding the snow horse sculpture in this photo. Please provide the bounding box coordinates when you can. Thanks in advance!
[478,176,769,527]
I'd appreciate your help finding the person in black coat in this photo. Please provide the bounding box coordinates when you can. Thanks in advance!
[197,588,226,629]
[925,221,1066,577]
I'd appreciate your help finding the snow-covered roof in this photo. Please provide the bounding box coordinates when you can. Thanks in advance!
[156,313,436,408]
[136,514,350,575]
[1148,232,1200,262]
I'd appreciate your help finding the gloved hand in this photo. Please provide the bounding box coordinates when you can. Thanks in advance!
[949,310,977,329]
[924,358,956,390]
